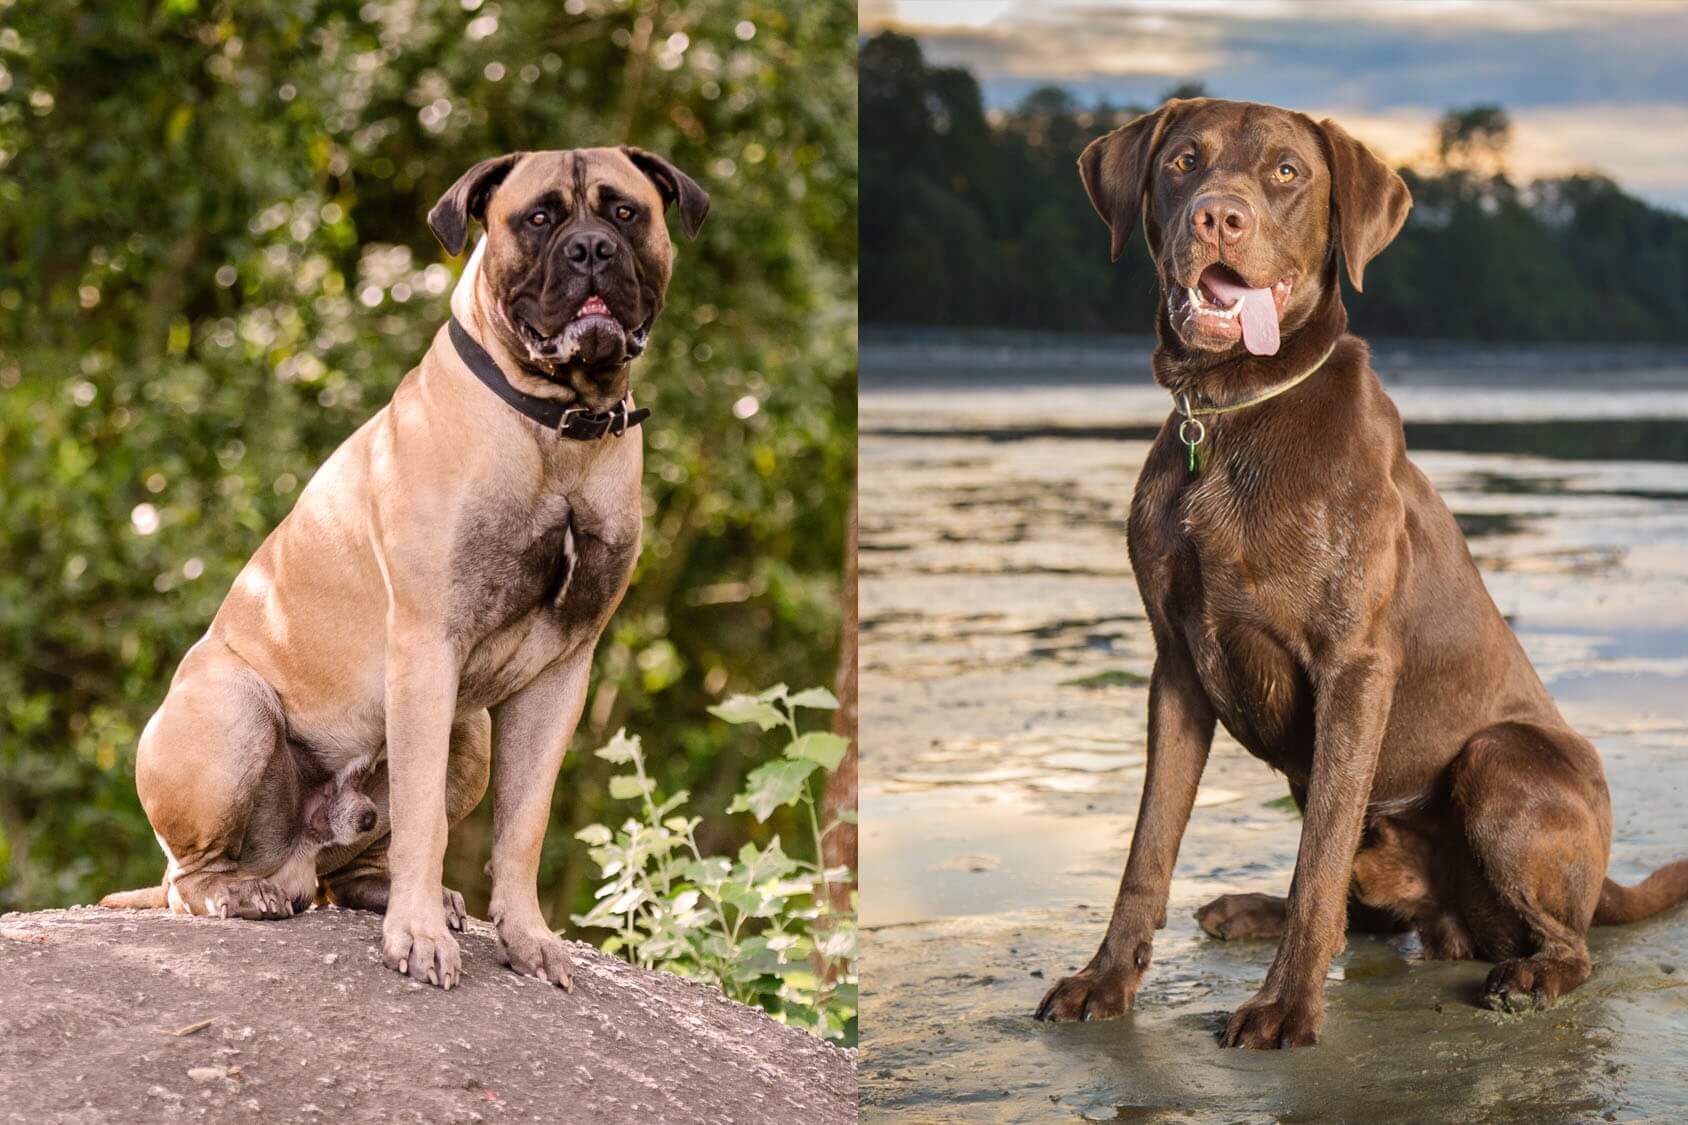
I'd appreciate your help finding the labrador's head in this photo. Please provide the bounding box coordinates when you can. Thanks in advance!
[1079,98,1409,356]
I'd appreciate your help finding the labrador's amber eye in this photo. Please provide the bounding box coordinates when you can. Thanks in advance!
[1172,153,1196,173]
[1275,163,1298,183]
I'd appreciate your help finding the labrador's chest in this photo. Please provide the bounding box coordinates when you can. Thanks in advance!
[449,487,639,712]
[1130,446,1354,776]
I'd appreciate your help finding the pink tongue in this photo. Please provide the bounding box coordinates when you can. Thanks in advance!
[1203,271,1280,356]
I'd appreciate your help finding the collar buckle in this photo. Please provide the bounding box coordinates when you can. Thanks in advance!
[557,400,649,441]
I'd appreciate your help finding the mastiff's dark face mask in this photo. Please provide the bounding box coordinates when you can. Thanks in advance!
[428,146,708,390]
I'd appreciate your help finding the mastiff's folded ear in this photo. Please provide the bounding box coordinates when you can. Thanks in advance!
[429,152,524,256]
[621,146,710,239]
[1077,100,1190,262]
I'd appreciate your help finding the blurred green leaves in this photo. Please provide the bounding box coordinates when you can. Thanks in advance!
[573,701,856,1043]
[0,0,856,919]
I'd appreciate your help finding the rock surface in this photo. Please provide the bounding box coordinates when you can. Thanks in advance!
[0,906,855,1124]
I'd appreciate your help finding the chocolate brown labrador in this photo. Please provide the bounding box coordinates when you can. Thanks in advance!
[1033,97,1688,1048]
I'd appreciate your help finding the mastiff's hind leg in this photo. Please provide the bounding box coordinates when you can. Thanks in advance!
[134,639,298,919]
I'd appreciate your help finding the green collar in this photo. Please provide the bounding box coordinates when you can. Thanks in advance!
[1175,341,1338,474]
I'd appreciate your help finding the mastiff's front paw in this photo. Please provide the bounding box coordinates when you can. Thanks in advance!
[497,923,574,990]
[382,906,462,989]
[1221,989,1322,1048]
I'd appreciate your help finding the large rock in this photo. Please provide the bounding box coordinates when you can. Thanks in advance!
[0,906,855,1123]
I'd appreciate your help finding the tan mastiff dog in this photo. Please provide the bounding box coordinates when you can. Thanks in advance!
[100,147,708,990]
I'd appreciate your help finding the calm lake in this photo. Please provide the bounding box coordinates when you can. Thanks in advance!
[859,328,1688,1122]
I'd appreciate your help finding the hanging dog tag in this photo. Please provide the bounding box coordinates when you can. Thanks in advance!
[1178,398,1207,475]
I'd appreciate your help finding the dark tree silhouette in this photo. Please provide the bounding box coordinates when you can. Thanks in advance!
[860,33,1688,343]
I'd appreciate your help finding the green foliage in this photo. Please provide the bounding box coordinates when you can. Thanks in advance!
[573,687,855,1044]
[860,31,1688,343]
[1059,669,1149,690]
[0,1,856,919]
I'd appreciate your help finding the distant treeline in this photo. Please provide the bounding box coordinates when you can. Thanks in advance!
[861,32,1688,343]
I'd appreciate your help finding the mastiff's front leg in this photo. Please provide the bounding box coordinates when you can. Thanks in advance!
[380,629,464,988]
[486,649,595,988]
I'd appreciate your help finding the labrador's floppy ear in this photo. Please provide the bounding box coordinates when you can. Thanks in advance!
[621,146,710,239]
[428,152,523,256]
[1077,100,1185,262]
[1317,119,1411,291]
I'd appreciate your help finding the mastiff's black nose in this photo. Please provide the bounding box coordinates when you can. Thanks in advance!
[563,229,617,267]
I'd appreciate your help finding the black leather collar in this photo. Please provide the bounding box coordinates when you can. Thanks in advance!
[448,317,649,440]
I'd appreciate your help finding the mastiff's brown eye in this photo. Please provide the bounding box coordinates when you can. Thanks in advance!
[1275,162,1298,183]
[614,204,636,222]
[528,211,549,227]
[1172,153,1196,173]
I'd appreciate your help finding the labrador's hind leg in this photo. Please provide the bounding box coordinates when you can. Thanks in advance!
[1450,721,1611,1011]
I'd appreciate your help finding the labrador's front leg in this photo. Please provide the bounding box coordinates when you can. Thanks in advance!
[486,650,594,988]
[1037,645,1215,1021]
[1222,652,1394,1048]
[381,633,463,989]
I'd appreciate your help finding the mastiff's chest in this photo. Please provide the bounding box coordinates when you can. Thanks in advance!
[449,485,640,711]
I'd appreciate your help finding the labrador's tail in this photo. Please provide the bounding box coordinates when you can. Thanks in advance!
[1594,860,1688,925]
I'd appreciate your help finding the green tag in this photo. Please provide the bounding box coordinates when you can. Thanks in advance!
[1187,436,1210,475]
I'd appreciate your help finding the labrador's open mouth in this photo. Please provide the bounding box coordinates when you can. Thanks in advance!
[1170,265,1295,355]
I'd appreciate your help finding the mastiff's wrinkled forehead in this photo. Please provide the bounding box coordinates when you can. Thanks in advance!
[430,146,708,379]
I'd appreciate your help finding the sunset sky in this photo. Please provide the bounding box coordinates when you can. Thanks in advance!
[860,0,1688,212]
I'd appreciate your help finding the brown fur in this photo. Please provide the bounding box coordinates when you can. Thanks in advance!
[100,147,705,991]
[1034,98,1688,1046]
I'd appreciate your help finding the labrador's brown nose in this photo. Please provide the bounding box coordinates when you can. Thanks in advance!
[1191,193,1253,247]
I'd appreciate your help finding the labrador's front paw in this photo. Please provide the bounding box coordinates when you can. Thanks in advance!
[1034,966,1140,1022]
[497,922,574,990]
[1221,988,1322,1048]
[382,903,462,989]
[1033,941,1151,1022]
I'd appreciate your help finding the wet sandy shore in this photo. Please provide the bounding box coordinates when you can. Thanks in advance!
[859,336,1688,1122]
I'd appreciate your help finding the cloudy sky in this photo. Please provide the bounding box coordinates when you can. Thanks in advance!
[860,0,1688,213]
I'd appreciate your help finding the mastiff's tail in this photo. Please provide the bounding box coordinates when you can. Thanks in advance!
[1594,860,1688,925]
[98,884,169,910]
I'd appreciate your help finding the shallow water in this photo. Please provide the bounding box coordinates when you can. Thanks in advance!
[859,331,1688,1122]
